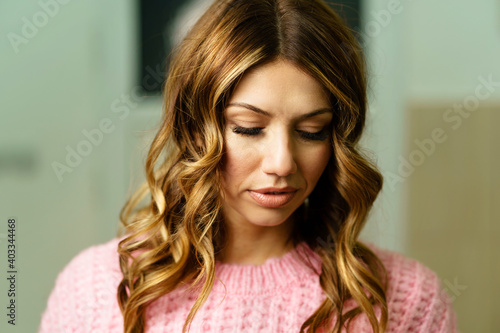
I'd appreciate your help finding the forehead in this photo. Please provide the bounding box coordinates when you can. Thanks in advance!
[227,60,331,115]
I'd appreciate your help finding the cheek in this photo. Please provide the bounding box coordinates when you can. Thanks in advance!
[300,144,331,185]
[221,135,260,185]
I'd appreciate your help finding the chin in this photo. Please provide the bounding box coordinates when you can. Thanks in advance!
[242,207,296,227]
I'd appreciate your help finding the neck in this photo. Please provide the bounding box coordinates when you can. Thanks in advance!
[215,216,296,265]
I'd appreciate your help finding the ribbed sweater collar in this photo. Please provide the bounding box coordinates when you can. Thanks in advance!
[210,241,323,296]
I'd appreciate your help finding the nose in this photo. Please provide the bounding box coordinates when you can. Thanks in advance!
[261,129,297,176]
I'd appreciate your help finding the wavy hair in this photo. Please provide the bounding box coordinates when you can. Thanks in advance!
[117,0,388,332]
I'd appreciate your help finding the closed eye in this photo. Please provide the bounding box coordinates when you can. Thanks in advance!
[232,126,329,141]
[297,129,329,141]
[232,126,263,136]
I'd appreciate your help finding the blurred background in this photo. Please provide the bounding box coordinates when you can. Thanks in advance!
[0,0,498,332]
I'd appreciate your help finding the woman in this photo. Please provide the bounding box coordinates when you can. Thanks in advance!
[39,0,458,332]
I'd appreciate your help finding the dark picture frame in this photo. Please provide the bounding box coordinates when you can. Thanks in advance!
[139,0,361,94]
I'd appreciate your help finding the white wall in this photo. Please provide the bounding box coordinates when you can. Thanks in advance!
[406,0,500,99]
[0,1,147,331]
[359,0,408,253]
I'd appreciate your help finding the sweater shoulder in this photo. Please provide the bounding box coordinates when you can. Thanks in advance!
[363,242,435,283]
[39,237,124,333]
[364,242,444,299]
[363,242,459,333]
[55,237,123,288]
[73,237,122,273]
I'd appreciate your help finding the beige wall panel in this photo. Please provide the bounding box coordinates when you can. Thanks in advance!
[405,103,499,332]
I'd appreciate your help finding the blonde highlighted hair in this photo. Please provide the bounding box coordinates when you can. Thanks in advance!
[117,0,388,332]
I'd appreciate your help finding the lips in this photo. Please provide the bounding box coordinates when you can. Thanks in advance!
[251,187,298,194]
[248,187,298,208]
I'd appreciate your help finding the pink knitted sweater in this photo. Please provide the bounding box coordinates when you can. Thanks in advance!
[39,238,458,332]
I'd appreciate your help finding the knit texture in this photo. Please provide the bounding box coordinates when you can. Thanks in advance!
[38,238,458,332]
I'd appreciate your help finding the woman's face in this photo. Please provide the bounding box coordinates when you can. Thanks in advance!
[220,59,332,229]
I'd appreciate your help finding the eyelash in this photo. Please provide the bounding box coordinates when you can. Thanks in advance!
[231,126,329,141]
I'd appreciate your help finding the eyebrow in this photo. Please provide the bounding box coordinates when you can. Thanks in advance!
[226,102,333,120]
